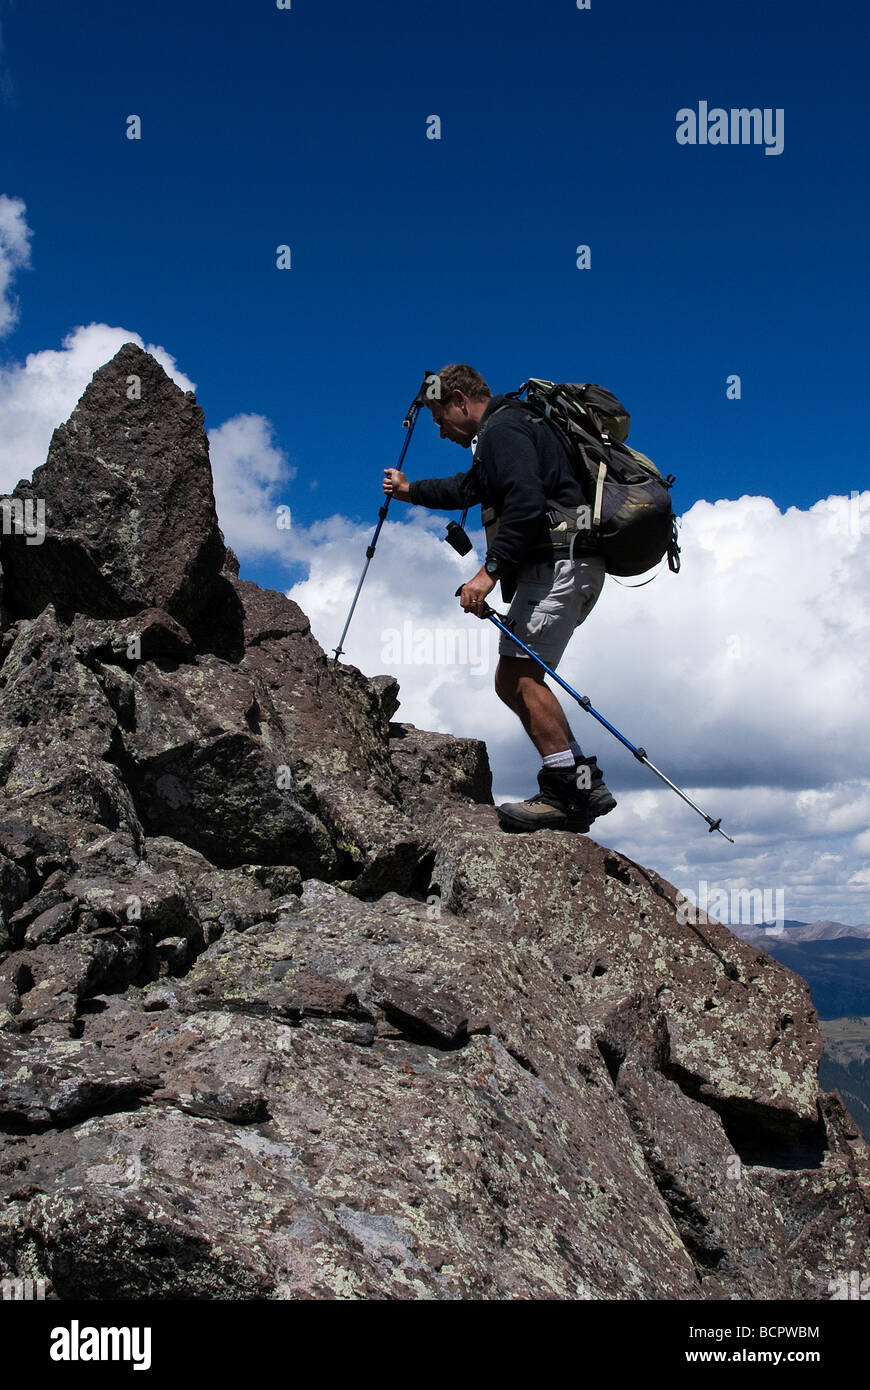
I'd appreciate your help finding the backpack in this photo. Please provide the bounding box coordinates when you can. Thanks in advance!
[503,379,681,579]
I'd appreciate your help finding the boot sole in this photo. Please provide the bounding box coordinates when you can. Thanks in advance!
[497,807,591,834]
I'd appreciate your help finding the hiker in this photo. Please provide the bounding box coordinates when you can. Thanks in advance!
[382,362,617,833]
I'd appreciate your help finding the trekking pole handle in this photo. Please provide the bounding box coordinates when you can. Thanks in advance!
[404,370,436,427]
[454,586,499,619]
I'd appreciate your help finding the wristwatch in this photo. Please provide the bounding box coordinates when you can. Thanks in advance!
[484,557,500,578]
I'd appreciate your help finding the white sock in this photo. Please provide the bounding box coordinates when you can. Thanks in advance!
[543,749,575,770]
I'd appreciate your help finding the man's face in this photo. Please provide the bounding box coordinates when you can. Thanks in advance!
[429,392,478,447]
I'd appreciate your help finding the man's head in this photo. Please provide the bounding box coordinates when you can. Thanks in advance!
[427,363,491,447]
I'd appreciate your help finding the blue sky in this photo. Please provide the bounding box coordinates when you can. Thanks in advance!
[4,0,869,580]
[1,0,869,921]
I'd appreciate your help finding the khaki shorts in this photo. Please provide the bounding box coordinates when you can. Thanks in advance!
[497,554,606,667]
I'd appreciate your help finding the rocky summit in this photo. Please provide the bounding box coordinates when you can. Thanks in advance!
[0,343,866,1301]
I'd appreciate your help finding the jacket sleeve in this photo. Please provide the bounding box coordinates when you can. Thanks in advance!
[477,415,549,576]
[408,467,482,511]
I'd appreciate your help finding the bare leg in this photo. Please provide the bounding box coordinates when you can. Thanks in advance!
[494,655,573,757]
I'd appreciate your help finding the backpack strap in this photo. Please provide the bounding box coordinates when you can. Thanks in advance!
[593,461,607,528]
[611,564,665,588]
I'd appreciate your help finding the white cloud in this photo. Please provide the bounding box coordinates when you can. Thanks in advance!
[207,413,296,561]
[0,322,195,491]
[0,194,32,337]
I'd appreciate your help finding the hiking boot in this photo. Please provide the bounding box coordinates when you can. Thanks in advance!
[497,767,592,833]
[573,755,617,821]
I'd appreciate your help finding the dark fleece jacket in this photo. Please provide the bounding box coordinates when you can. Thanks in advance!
[407,395,585,579]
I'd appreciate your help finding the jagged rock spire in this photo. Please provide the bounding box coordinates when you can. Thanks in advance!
[3,343,225,625]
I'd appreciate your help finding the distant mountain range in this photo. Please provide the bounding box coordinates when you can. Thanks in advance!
[729,919,870,944]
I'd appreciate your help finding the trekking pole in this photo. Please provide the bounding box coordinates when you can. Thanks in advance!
[460,588,735,842]
[333,372,434,662]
